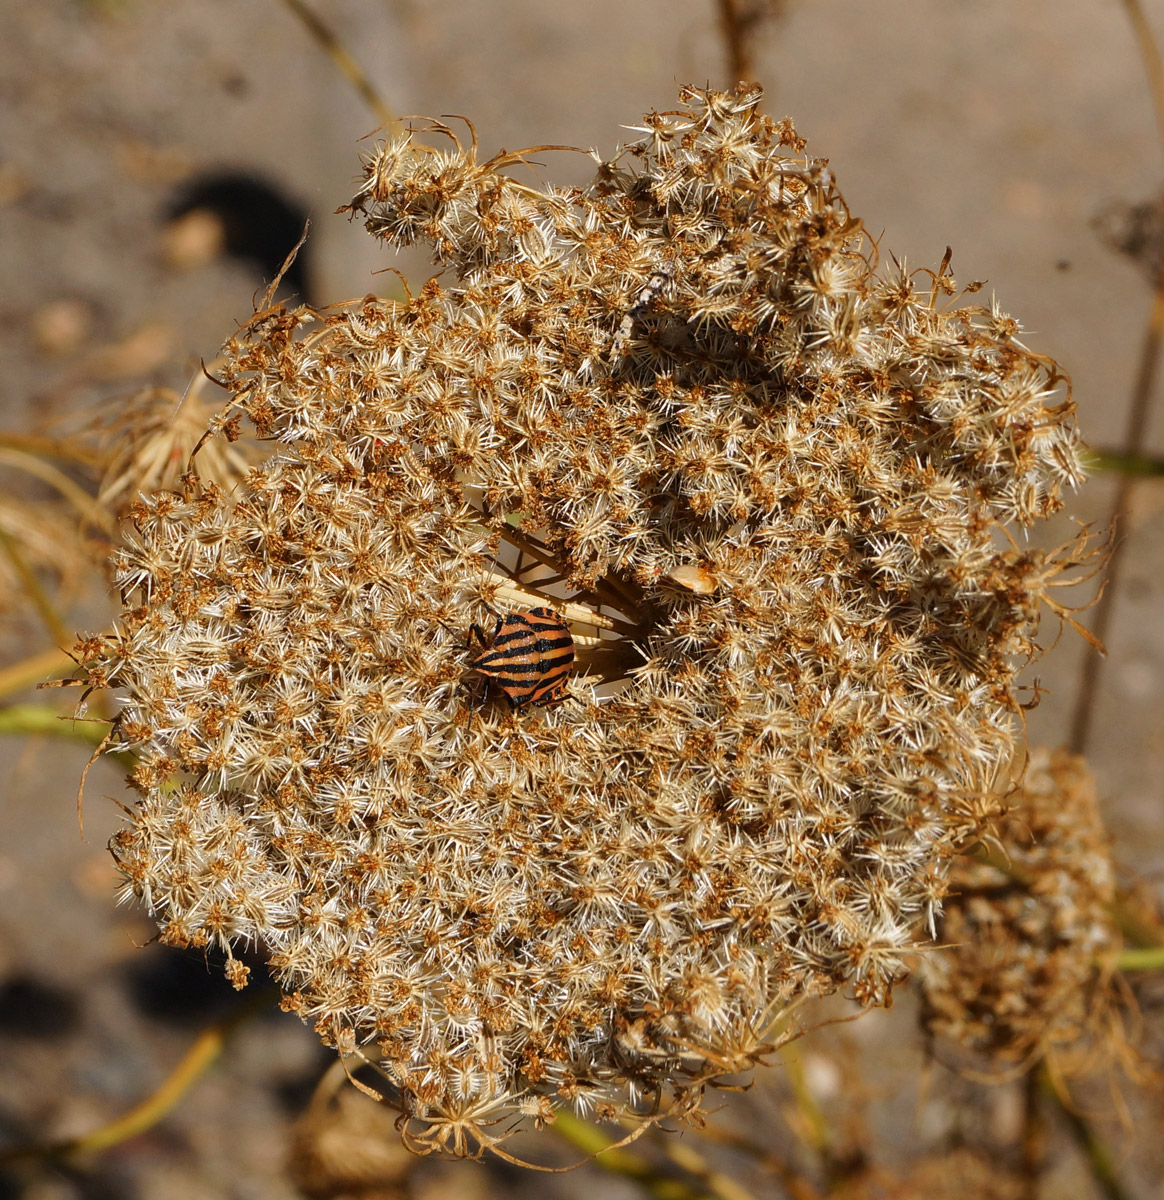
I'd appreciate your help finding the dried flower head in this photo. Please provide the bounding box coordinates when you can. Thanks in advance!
[83,375,257,518]
[919,746,1121,1078]
[78,85,1087,1151]
[832,1149,1023,1200]
[289,1067,416,1199]
[0,492,94,616]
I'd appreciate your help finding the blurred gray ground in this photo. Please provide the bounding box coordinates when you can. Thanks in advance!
[1,1,1162,1197]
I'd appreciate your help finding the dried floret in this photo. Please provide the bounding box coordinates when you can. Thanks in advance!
[78,85,1088,1151]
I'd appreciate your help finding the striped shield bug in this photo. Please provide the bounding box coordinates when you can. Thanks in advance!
[466,607,575,711]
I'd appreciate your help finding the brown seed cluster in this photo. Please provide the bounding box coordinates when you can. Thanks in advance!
[919,747,1121,1077]
[81,85,1086,1150]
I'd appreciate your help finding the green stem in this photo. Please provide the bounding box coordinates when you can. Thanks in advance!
[1115,945,1164,970]
[0,703,108,743]
[1085,448,1164,476]
[552,1112,714,1200]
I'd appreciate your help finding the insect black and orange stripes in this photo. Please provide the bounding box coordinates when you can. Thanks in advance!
[466,607,575,710]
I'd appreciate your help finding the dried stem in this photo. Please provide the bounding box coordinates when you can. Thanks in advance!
[491,581,631,636]
[277,0,398,132]
[1072,0,1164,751]
[693,1122,823,1200]
[552,1112,735,1200]
[493,514,646,619]
[0,447,115,535]
[1041,1068,1132,1200]
[0,430,103,468]
[0,989,273,1164]
[780,1044,832,1163]
[0,648,77,701]
[1019,1068,1043,1200]
[1121,0,1164,154]
[715,0,761,85]
[661,1141,762,1200]
[1069,257,1164,752]
[0,524,71,648]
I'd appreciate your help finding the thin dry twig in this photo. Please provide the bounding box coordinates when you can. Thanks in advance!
[664,1138,766,1200]
[276,0,398,131]
[0,447,115,536]
[1121,0,1164,150]
[0,648,77,701]
[692,1121,822,1200]
[1019,1069,1044,1200]
[1042,1068,1132,1200]
[0,525,71,648]
[1069,265,1164,753]
[714,0,778,85]
[1071,0,1164,753]
[0,430,103,468]
[0,989,274,1165]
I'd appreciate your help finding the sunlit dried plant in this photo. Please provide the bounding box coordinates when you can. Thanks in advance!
[919,746,1124,1081]
[82,373,257,517]
[75,84,1089,1153]
[0,493,95,617]
[289,1063,417,1198]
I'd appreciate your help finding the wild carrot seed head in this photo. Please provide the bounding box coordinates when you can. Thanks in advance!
[80,84,1088,1151]
[919,747,1123,1079]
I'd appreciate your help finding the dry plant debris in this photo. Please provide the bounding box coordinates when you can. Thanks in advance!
[75,84,1087,1152]
[81,377,258,516]
[920,746,1123,1079]
[832,1148,1023,1200]
[289,1075,417,1199]
[0,494,94,617]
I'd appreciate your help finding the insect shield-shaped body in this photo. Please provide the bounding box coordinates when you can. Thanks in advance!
[467,607,574,710]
